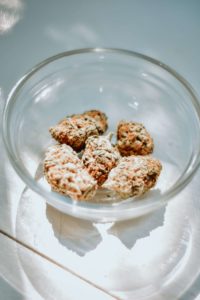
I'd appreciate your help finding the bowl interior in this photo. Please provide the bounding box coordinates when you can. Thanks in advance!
[4,49,200,221]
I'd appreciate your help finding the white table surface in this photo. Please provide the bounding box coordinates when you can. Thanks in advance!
[1,0,200,299]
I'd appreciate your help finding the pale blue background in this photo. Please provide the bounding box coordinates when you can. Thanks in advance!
[1,0,200,298]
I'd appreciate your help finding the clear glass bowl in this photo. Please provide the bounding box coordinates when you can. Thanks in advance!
[3,48,200,222]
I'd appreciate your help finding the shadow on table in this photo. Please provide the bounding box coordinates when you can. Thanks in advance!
[46,205,102,256]
[46,203,165,256]
[108,206,166,249]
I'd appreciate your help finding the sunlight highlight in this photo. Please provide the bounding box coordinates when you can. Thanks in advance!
[0,0,24,34]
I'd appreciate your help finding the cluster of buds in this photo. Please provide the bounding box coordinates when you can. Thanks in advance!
[44,109,162,201]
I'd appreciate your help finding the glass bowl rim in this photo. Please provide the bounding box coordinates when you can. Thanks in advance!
[3,48,200,220]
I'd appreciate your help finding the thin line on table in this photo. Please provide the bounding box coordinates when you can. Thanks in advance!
[0,229,119,300]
